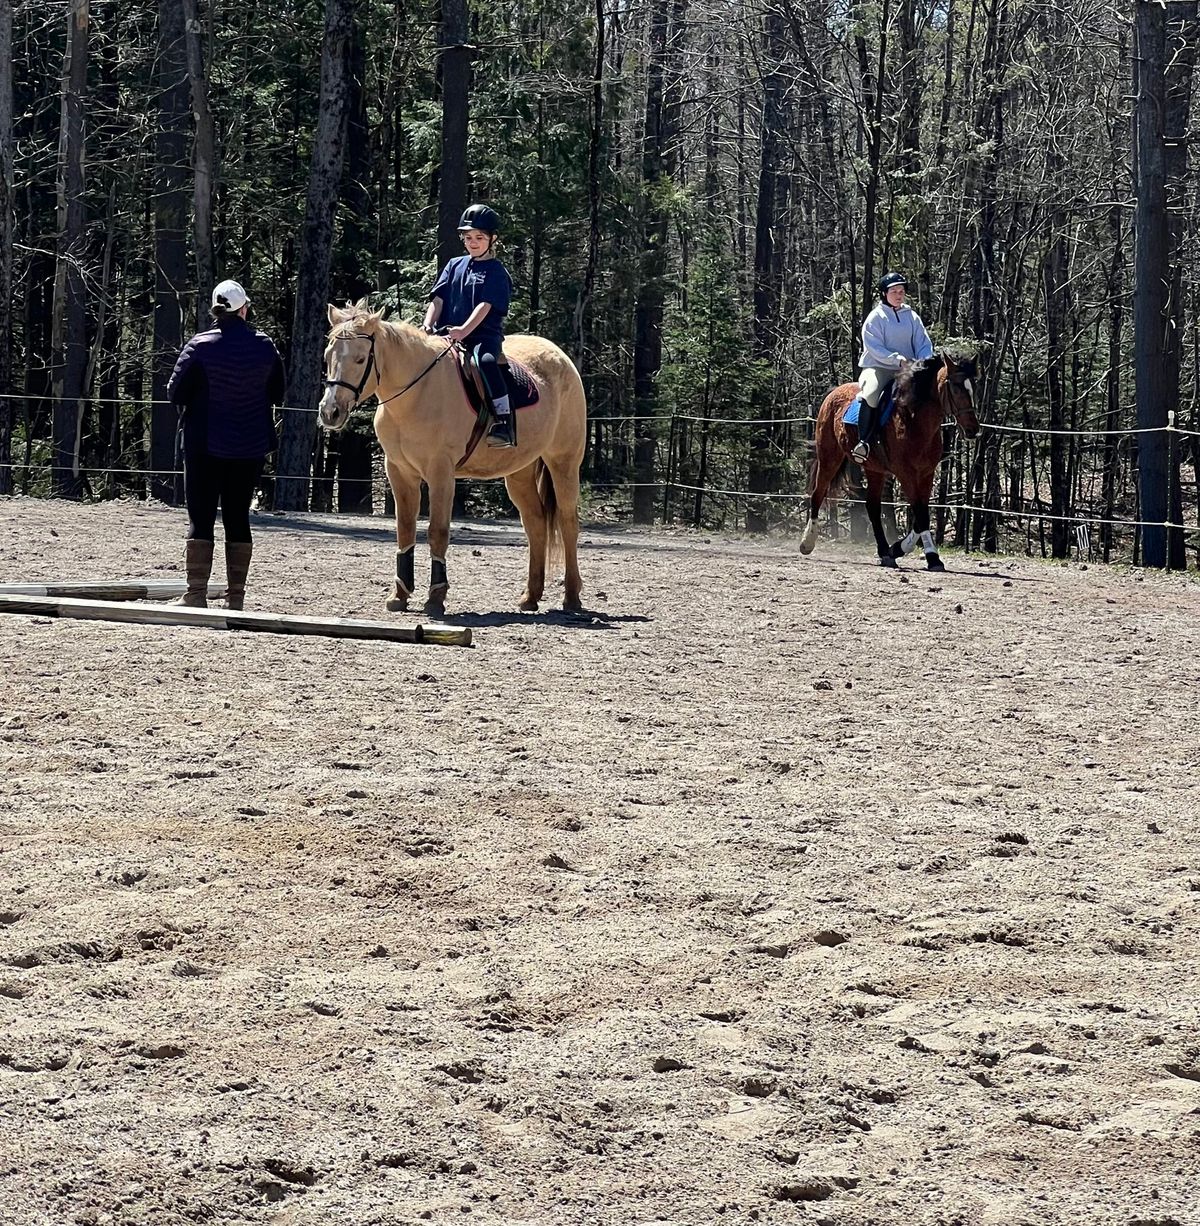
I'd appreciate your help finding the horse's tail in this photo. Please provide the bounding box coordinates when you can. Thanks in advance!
[536,459,562,566]
[808,450,853,503]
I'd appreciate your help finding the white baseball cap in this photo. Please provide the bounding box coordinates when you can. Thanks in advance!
[212,279,249,311]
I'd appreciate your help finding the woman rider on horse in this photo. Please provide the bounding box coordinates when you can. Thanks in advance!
[853,272,934,463]
[422,204,516,448]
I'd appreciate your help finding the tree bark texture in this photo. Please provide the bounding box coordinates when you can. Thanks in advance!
[152,0,189,503]
[0,0,13,495]
[183,0,217,334]
[437,0,470,270]
[1133,0,1172,569]
[51,0,89,499]
[275,0,354,513]
[745,7,789,534]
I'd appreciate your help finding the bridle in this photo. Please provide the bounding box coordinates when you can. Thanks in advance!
[324,329,457,410]
[939,367,980,434]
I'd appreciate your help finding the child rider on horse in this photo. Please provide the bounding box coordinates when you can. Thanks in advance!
[853,272,934,463]
[422,204,516,448]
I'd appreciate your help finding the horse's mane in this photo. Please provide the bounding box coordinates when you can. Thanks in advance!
[895,350,976,409]
[327,310,422,345]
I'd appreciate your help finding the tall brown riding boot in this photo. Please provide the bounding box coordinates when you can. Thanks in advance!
[180,539,214,607]
[224,541,253,611]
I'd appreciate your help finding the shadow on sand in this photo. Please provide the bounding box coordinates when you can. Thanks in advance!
[429,606,651,632]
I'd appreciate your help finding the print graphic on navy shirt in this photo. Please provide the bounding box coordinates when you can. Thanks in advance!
[430,256,513,344]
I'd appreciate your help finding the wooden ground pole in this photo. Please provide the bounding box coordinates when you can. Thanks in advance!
[0,594,473,646]
[0,581,227,601]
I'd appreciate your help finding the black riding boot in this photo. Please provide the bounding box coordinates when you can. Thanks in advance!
[853,400,878,463]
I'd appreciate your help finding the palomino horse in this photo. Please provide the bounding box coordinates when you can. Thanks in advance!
[319,304,586,616]
[799,353,980,571]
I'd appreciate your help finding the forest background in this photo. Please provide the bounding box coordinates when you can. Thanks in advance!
[0,0,1197,567]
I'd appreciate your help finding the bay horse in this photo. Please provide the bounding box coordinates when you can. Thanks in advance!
[799,353,980,571]
[319,304,586,616]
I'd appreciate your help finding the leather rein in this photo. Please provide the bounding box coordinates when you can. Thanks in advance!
[324,331,457,409]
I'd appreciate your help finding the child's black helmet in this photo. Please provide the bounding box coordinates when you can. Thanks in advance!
[878,272,908,297]
[457,204,501,234]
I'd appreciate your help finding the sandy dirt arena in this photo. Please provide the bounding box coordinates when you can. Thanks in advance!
[1,496,1198,1226]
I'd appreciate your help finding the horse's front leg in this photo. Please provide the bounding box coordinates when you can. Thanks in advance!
[887,473,943,570]
[864,471,896,567]
[385,459,420,612]
[912,496,944,571]
[424,465,455,618]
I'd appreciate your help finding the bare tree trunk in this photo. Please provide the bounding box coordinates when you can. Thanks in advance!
[437,0,470,270]
[1101,25,1128,563]
[572,0,605,368]
[51,0,89,499]
[152,0,189,504]
[183,0,216,334]
[1162,1,1197,568]
[632,0,687,524]
[1043,210,1071,559]
[336,6,372,301]
[1133,0,1173,568]
[275,0,354,513]
[855,0,891,321]
[746,7,789,533]
[0,0,13,495]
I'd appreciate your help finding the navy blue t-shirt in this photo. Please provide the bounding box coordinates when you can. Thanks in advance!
[429,256,512,343]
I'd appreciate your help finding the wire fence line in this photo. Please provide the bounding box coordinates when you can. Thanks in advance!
[4,389,1198,546]
[3,387,1200,437]
[3,459,1197,537]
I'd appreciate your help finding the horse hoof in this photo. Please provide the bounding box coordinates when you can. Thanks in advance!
[926,556,946,572]
[563,597,583,614]
[385,597,408,613]
[879,555,898,569]
[518,597,539,612]
[423,601,445,619]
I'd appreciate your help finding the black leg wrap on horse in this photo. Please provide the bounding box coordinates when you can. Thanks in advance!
[430,556,448,591]
[396,547,415,596]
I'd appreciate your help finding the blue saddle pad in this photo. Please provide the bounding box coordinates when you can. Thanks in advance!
[844,384,896,429]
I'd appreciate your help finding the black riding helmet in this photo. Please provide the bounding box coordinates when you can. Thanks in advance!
[878,272,908,298]
[457,204,501,234]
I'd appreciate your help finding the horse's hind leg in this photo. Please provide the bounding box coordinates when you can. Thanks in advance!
[799,445,840,555]
[504,462,548,611]
[864,471,897,567]
[545,457,582,611]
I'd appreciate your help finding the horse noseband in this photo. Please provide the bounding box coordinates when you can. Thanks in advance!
[324,332,377,404]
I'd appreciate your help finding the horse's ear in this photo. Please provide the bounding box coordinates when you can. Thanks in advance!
[354,296,371,313]
[328,304,350,326]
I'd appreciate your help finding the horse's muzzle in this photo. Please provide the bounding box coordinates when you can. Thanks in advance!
[319,389,351,431]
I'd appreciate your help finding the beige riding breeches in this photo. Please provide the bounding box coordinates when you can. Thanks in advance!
[858,366,895,409]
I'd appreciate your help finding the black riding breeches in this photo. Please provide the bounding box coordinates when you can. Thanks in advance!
[184,453,264,543]
[471,339,507,403]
